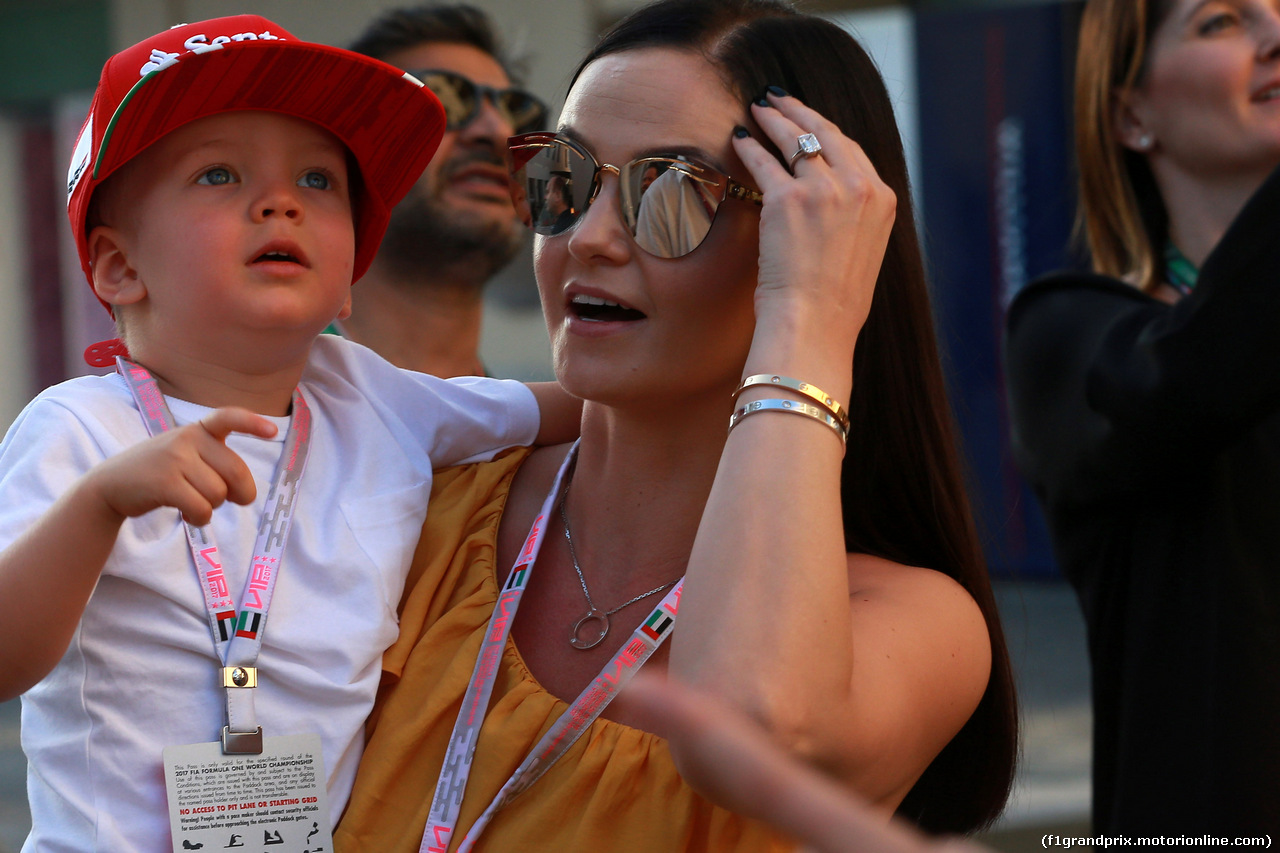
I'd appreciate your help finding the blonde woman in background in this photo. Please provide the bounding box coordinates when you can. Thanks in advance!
[1006,0,1280,835]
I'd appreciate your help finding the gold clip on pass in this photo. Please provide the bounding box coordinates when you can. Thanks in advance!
[221,666,257,688]
[220,666,262,753]
[221,726,264,755]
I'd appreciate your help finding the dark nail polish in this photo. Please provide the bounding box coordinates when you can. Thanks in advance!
[754,96,771,107]
[767,85,789,98]
[733,126,750,139]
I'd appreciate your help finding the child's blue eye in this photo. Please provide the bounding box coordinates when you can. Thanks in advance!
[299,171,330,190]
[197,167,234,186]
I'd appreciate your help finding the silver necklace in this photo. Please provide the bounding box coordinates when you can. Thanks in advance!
[560,489,678,650]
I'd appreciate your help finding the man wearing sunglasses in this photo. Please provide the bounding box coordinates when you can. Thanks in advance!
[344,4,549,377]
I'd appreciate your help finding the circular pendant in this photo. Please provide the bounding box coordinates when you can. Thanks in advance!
[570,608,610,650]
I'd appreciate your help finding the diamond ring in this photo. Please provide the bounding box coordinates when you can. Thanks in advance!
[788,133,823,171]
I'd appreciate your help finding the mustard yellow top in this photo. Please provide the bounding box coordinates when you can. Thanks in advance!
[335,448,795,852]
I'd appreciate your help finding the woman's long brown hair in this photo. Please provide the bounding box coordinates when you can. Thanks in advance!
[1075,0,1173,290]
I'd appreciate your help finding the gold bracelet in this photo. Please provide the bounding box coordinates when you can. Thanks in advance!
[734,374,850,431]
[728,398,847,447]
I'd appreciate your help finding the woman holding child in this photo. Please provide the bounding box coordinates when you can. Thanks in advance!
[1005,0,1280,835]
[337,0,1017,848]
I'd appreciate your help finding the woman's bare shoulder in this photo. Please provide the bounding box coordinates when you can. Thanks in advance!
[844,552,991,712]
[835,553,992,795]
[505,443,575,508]
[494,443,576,583]
[847,552,984,619]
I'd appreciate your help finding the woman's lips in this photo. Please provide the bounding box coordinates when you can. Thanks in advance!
[569,293,647,322]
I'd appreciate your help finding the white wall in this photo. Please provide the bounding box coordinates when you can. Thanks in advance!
[826,7,922,207]
[54,92,115,377]
[0,118,33,433]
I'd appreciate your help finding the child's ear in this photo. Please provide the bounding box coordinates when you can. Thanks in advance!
[88,225,147,307]
[336,288,353,321]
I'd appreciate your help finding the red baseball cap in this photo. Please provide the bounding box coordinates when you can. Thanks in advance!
[67,15,446,365]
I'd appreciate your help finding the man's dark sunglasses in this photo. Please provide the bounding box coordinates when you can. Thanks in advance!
[408,68,549,135]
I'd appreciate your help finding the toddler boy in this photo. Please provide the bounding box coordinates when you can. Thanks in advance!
[0,16,569,852]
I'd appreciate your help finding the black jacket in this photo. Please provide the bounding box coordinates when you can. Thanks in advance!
[1004,168,1280,835]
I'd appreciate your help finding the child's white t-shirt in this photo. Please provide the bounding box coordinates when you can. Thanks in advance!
[0,336,539,852]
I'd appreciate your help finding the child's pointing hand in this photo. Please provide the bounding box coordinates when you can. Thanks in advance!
[87,408,278,526]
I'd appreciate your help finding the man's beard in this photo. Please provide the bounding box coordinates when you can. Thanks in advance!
[377,170,523,292]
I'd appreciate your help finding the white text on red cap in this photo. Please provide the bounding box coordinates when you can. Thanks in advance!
[139,29,284,78]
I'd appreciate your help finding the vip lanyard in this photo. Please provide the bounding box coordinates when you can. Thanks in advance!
[116,357,313,753]
[421,441,683,853]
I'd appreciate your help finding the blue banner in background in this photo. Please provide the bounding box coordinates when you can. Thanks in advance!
[916,1,1083,579]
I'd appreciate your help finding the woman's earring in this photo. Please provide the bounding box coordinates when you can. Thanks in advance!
[1137,133,1154,151]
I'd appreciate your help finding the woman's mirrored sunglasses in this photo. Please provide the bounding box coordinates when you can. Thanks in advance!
[409,69,549,135]
[506,132,764,260]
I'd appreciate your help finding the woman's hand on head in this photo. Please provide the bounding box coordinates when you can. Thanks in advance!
[733,90,896,345]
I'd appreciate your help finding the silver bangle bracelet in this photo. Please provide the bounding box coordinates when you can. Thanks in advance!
[728,398,848,448]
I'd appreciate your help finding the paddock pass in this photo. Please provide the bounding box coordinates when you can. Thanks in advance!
[163,732,332,852]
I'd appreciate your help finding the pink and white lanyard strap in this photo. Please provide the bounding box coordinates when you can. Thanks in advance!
[420,441,684,853]
[116,357,313,755]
